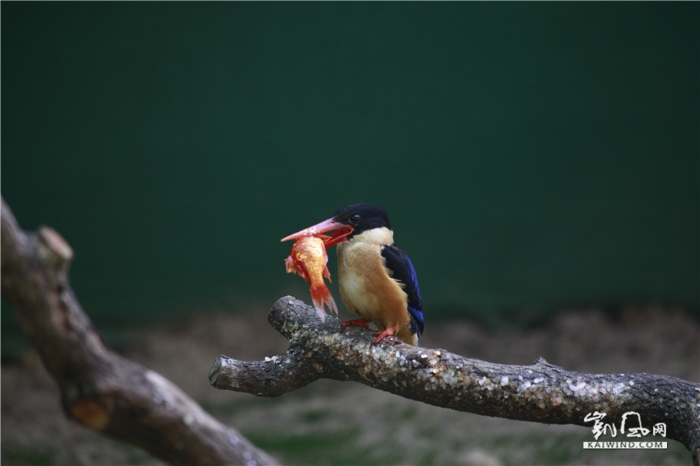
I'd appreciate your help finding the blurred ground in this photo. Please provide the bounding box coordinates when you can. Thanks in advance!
[2,302,698,465]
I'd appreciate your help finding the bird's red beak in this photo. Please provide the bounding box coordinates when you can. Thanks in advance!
[281,218,353,247]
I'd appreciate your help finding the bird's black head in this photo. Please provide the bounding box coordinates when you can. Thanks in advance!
[332,203,392,239]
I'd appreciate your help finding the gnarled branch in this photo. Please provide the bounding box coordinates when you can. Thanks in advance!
[1,196,279,466]
[210,296,700,465]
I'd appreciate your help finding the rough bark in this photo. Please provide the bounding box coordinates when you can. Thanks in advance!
[1,197,279,466]
[211,295,700,465]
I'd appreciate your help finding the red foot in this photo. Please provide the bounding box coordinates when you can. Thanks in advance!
[342,318,371,329]
[372,327,397,345]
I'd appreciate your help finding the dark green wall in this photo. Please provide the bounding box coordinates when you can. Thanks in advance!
[3,3,698,335]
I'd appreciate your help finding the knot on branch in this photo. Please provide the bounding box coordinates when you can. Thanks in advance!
[38,226,74,280]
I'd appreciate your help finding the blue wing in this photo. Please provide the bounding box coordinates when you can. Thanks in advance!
[381,244,424,335]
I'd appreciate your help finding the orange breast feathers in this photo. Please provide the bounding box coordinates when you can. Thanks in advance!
[285,235,338,322]
[337,237,415,345]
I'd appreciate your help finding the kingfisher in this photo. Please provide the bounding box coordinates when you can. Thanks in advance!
[281,204,424,345]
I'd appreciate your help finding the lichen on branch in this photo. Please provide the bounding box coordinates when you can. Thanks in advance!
[210,296,700,464]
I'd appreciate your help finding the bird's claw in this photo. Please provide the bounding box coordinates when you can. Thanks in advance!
[342,319,371,329]
[371,334,400,346]
[371,327,399,345]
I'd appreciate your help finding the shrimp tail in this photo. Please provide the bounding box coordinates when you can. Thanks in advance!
[309,282,338,322]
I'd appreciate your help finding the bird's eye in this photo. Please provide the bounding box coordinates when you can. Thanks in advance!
[348,214,361,225]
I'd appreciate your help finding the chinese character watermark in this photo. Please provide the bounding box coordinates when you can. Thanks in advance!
[583,411,667,450]
[583,412,616,440]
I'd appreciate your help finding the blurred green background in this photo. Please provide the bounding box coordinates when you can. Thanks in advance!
[2,2,698,344]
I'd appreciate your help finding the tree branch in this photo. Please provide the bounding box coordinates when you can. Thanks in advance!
[1,196,279,466]
[210,295,700,465]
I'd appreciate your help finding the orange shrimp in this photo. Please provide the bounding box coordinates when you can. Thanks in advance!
[284,235,338,322]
